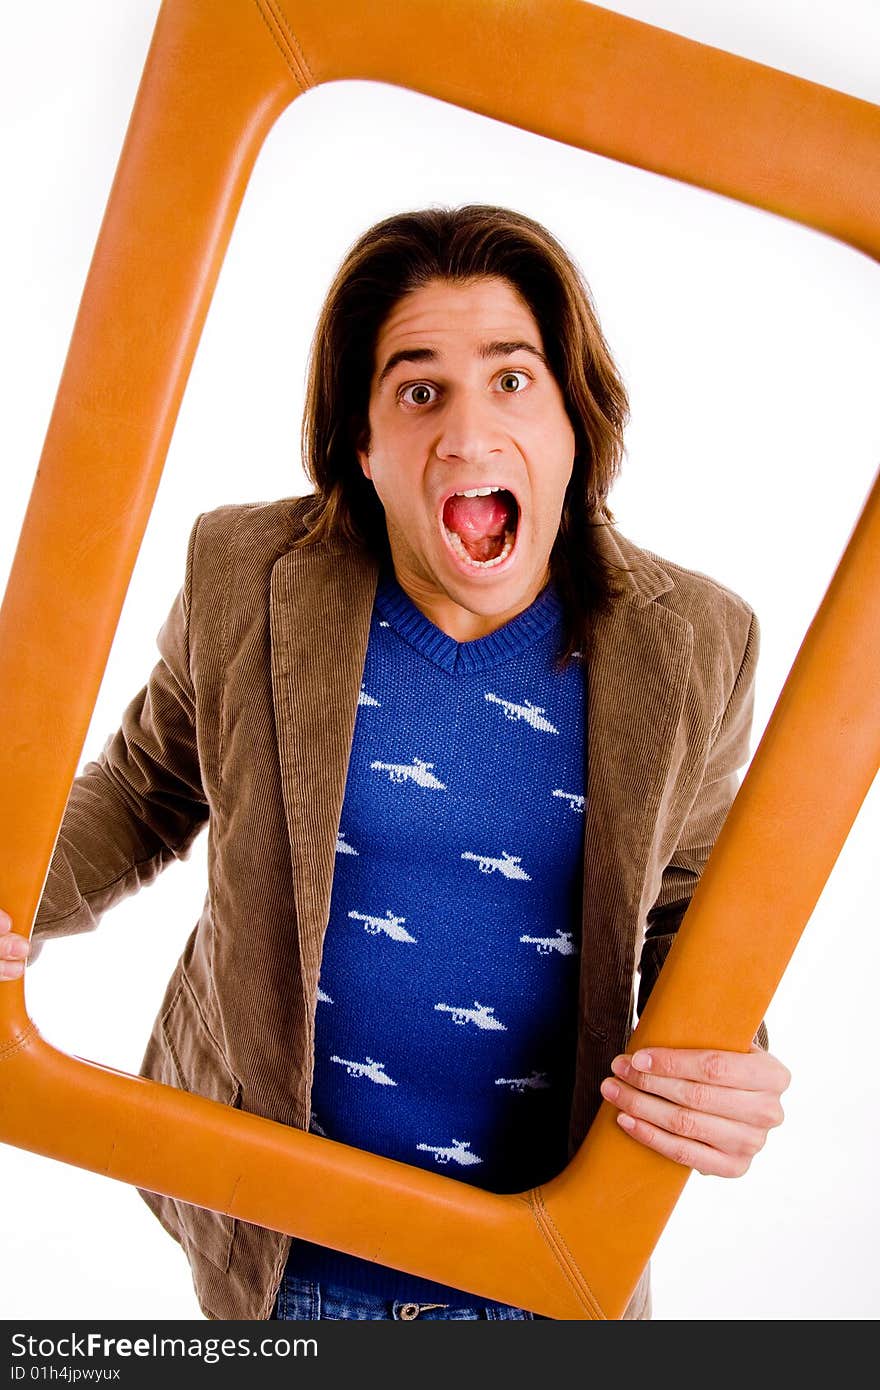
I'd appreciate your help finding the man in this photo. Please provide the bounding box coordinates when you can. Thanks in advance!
[0,205,790,1321]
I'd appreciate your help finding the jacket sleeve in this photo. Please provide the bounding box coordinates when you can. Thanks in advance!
[29,515,208,961]
[635,605,769,1049]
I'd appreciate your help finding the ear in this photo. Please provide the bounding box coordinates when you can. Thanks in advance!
[355,423,371,480]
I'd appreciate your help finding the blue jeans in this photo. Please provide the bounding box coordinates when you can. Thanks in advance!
[271,1271,550,1320]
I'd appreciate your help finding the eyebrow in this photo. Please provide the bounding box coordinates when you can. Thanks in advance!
[376,340,550,389]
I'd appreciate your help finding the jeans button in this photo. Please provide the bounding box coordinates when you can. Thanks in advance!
[399,1303,420,1320]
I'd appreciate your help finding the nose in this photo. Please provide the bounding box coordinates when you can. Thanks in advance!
[434,387,505,465]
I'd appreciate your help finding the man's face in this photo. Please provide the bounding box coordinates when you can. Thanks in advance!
[357,276,576,638]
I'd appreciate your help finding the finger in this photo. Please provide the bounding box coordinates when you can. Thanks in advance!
[609,1057,785,1128]
[618,1047,791,1095]
[601,1077,769,1162]
[0,909,14,932]
[612,1107,757,1178]
[0,923,30,980]
[0,933,29,958]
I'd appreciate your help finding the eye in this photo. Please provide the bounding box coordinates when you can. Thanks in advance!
[400,382,438,407]
[496,370,530,393]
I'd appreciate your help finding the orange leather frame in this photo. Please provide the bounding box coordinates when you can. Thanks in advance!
[1,0,878,1320]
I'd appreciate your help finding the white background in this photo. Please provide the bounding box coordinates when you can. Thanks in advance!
[1,0,878,1321]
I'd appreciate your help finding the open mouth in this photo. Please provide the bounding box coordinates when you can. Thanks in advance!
[440,486,519,570]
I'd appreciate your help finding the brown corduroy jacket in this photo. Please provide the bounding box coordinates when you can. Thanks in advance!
[32,496,761,1321]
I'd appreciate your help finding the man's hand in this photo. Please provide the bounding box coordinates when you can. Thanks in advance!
[599,1043,790,1177]
[0,910,30,979]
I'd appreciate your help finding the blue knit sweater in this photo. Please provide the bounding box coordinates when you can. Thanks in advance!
[289,566,587,1304]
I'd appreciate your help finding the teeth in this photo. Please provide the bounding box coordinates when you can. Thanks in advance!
[444,526,515,569]
[455,485,502,498]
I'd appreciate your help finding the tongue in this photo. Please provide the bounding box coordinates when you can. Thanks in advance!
[443,492,513,562]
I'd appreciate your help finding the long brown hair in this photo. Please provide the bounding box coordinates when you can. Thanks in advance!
[298,205,631,663]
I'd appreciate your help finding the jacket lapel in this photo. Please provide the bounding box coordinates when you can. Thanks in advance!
[269,540,379,1001]
[569,524,694,1142]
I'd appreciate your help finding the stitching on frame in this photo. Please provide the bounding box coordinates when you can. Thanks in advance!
[266,1,316,87]
[528,1187,606,1320]
[253,0,315,91]
[0,1019,40,1063]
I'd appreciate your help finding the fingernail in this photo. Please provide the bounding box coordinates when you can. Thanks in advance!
[617,1114,636,1131]
[601,1079,620,1101]
[631,1051,652,1071]
[7,938,28,958]
[610,1056,630,1077]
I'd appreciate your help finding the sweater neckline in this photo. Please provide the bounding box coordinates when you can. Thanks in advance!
[374,564,564,673]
